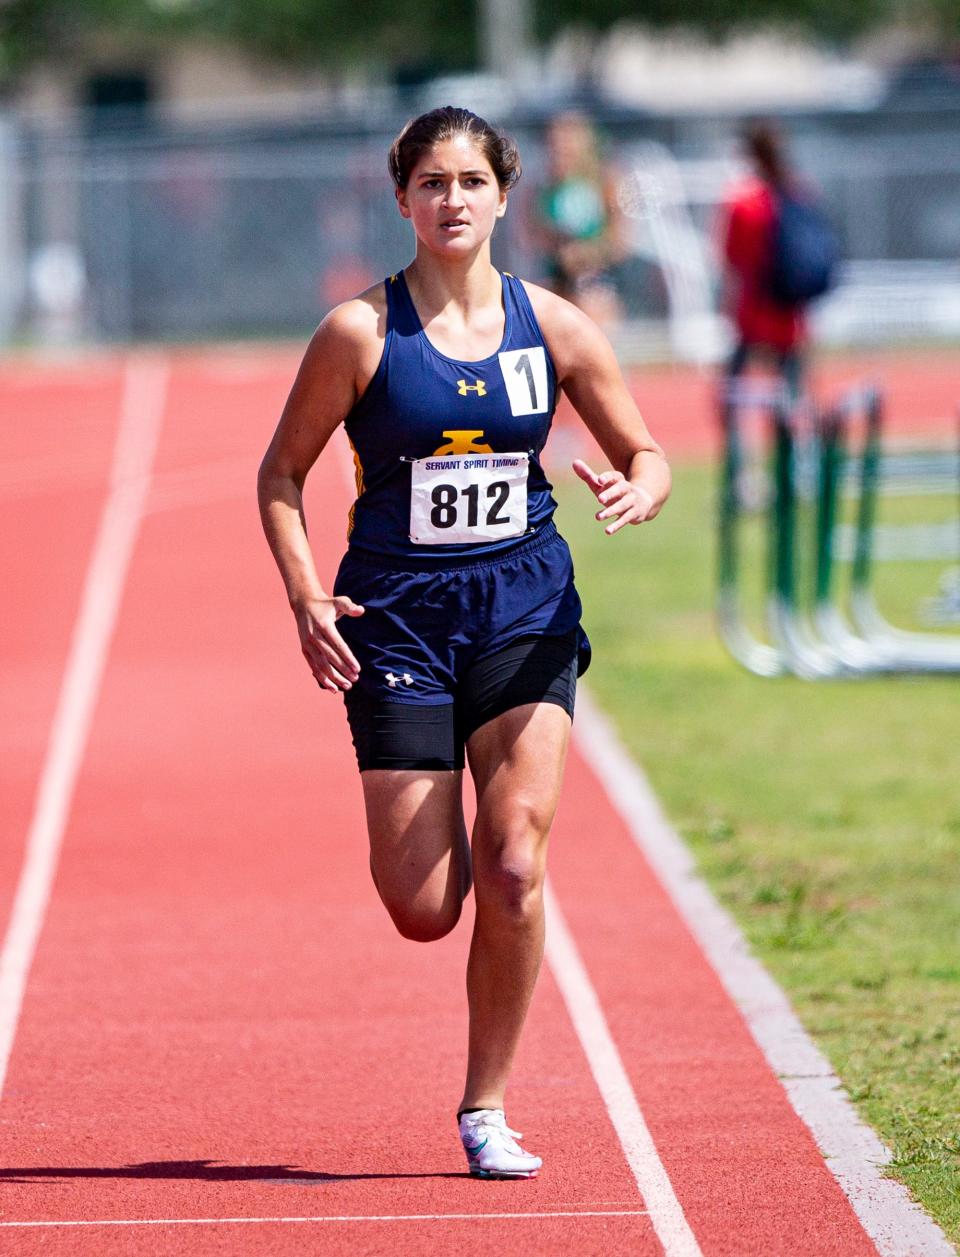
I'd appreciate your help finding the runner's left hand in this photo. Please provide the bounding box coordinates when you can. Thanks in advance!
[572,460,655,535]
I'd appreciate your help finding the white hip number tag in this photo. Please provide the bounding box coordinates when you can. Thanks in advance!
[409,452,528,545]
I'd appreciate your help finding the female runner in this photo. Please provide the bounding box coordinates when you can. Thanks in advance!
[257,107,670,1179]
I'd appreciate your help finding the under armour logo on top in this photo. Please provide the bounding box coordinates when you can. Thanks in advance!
[385,672,414,688]
[457,379,487,396]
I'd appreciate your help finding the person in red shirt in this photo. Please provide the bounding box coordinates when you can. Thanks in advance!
[719,120,806,399]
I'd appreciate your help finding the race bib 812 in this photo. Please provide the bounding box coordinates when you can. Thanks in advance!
[409,453,528,545]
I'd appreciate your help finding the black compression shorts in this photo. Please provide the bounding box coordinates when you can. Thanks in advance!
[343,629,583,772]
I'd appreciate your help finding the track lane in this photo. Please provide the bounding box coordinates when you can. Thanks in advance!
[0,356,660,1255]
[2,344,943,1254]
[547,744,880,1256]
[0,364,124,980]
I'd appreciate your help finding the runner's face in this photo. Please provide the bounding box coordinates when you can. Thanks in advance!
[397,137,507,254]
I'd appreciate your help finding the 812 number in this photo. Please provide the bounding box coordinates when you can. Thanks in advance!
[431,480,511,529]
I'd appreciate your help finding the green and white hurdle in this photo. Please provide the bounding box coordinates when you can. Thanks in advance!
[718,380,960,678]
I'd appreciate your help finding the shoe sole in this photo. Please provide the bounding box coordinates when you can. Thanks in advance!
[469,1167,540,1179]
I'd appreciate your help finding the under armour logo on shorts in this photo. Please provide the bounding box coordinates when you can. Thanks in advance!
[385,672,414,688]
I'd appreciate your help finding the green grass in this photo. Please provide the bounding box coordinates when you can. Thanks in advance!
[555,463,960,1242]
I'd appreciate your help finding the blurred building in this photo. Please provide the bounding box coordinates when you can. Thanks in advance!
[13,36,338,125]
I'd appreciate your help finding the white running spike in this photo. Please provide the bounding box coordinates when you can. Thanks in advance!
[459,1109,541,1180]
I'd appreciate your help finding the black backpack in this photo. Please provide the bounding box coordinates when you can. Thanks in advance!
[768,191,838,307]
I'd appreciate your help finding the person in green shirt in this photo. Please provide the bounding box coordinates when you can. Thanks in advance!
[530,111,625,325]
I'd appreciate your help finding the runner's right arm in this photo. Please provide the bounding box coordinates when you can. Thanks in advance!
[257,295,382,692]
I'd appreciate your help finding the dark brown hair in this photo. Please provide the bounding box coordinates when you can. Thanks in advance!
[742,119,790,189]
[388,106,522,191]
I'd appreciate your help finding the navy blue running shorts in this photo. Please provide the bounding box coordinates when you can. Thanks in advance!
[332,523,592,771]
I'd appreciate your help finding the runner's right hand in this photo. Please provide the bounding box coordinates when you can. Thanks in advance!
[294,596,364,692]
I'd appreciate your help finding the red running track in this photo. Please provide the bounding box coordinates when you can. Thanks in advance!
[0,348,910,1255]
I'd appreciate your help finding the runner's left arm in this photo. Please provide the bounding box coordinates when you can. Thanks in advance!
[529,286,670,535]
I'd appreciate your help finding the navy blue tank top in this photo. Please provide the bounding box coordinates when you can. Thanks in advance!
[343,270,559,559]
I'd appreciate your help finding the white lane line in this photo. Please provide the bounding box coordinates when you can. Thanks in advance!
[573,688,956,1257]
[0,356,168,1100]
[544,881,703,1257]
[0,1210,650,1229]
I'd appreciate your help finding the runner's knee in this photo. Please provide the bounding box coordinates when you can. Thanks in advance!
[383,897,463,943]
[370,853,467,942]
[474,818,547,919]
[478,855,544,919]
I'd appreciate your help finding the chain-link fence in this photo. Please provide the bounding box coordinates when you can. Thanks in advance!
[2,104,959,351]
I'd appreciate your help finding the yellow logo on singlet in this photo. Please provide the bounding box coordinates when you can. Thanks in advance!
[433,430,493,456]
[457,379,487,397]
